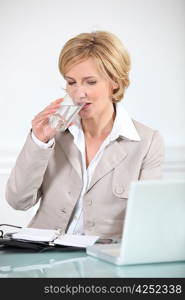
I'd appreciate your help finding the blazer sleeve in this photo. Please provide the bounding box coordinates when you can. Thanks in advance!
[5,130,54,211]
[139,130,165,180]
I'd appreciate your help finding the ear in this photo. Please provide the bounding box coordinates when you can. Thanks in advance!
[112,81,119,90]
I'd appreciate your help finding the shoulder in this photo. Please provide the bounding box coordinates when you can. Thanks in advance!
[133,119,163,141]
[132,119,164,149]
[133,119,155,136]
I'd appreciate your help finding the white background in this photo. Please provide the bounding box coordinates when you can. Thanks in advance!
[0,0,184,151]
[0,0,184,225]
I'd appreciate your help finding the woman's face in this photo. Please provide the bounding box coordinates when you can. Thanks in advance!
[65,58,117,120]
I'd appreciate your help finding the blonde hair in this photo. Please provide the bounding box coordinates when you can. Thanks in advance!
[58,31,131,102]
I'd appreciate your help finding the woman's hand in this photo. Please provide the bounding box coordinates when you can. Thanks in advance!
[32,98,64,143]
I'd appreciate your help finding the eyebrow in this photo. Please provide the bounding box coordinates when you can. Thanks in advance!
[65,76,97,80]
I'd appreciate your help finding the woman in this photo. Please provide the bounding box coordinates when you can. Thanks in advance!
[6,31,165,240]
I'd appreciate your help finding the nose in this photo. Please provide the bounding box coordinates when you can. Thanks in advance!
[72,86,87,103]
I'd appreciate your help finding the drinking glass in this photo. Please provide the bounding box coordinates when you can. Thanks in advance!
[49,94,85,132]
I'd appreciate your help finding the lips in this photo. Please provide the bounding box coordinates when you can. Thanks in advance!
[82,103,91,109]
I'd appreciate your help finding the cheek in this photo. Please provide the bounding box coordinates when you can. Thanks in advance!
[94,88,112,104]
[91,86,109,100]
[92,91,102,101]
[86,89,99,103]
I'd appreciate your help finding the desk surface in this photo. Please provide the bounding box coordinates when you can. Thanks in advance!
[0,246,185,278]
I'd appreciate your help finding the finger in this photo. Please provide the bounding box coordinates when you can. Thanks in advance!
[36,98,64,115]
[32,117,54,129]
[68,121,76,127]
[32,120,46,129]
[41,103,61,113]
[32,114,53,125]
[40,99,64,113]
[50,98,64,105]
[34,108,59,121]
[32,98,64,125]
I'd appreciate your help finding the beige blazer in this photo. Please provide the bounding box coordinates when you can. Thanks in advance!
[6,120,165,239]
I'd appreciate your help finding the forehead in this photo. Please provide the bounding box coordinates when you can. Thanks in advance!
[65,58,102,79]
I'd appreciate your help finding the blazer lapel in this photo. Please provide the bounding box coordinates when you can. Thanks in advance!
[88,139,127,191]
[56,130,82,180]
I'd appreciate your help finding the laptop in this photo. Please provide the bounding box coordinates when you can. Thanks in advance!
[86,180,185,265]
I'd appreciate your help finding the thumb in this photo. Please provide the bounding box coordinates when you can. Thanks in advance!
[68,121,76,127]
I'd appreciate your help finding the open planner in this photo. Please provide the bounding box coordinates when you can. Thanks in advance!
[0,225,99,252]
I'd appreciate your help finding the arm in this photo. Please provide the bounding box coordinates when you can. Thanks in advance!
[139,131,165,180]
[5,131,54,210]
[6,98,64,211]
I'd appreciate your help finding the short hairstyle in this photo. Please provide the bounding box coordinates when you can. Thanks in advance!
[58,31,131,102]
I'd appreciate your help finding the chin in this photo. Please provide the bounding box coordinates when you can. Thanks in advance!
[79,109,93,119]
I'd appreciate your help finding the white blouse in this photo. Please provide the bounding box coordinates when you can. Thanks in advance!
[31,102,141,234]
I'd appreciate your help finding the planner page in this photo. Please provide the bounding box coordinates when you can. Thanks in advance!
[54,234,99,248]
[12,228,58,242]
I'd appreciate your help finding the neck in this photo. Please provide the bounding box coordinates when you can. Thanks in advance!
[81,104,115,138]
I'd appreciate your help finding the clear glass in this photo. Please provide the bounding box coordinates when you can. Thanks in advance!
[49,94,85,132]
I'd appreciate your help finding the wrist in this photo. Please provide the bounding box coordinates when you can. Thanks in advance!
[31,130,49,143]
[31,130,55,149]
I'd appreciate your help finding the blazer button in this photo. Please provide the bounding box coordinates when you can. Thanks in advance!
[60,209,66,214]
[115,186,124,194]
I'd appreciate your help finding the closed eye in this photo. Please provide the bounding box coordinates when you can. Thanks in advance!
[67,81,97,86]
[87,81,97,85]
[68,82,75,85]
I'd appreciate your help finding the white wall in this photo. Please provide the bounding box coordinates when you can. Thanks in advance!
[0,0,185,150]
[0,0,185,225]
